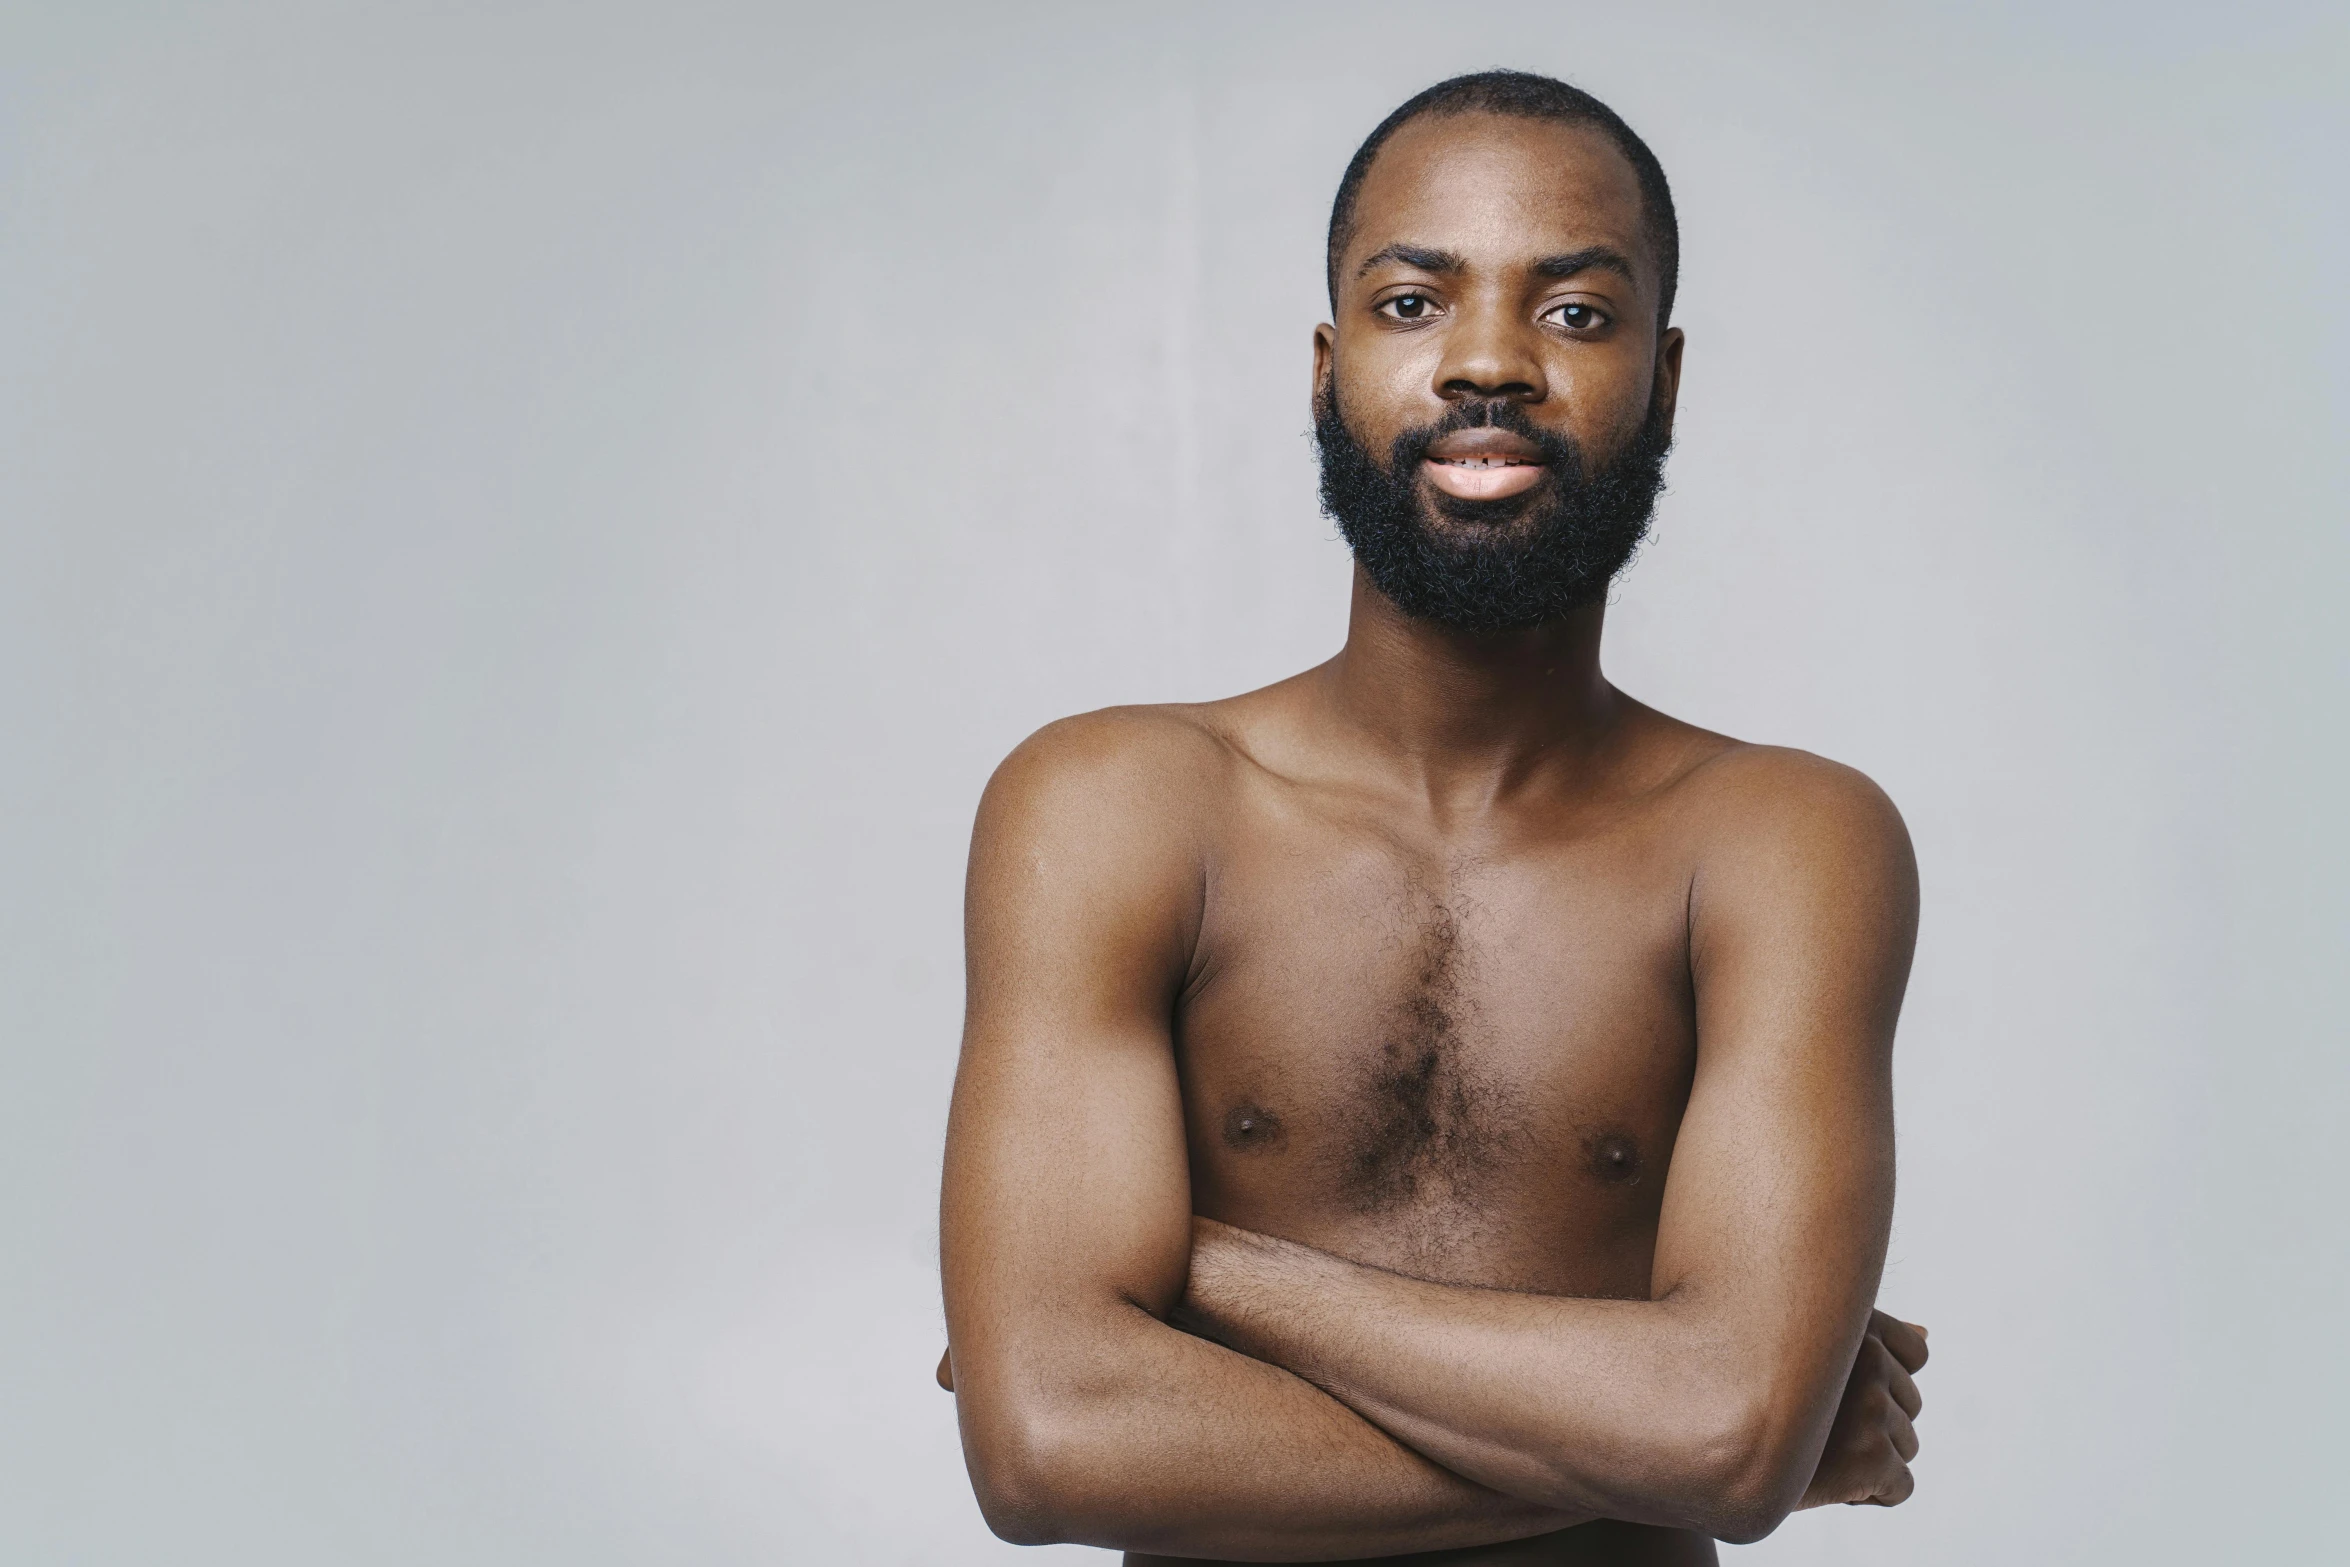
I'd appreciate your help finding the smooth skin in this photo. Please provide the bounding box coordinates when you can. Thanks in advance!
[939,111,1925,1563]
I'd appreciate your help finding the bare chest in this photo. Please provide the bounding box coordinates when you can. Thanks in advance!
[1176,817,1697,1293]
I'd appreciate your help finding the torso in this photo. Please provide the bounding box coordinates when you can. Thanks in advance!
[1146,676,1734,1564]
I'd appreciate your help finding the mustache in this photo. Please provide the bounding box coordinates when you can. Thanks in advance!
[1386,399,1586,479]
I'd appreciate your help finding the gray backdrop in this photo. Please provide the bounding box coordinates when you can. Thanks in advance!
[4,3,2344,1562]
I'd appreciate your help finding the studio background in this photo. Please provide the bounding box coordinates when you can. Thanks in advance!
[4,3,2343,1562]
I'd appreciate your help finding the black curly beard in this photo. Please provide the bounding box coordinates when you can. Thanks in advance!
[1314,385,1672,633]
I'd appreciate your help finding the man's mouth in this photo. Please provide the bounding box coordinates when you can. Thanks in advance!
[1420,429,1549,501]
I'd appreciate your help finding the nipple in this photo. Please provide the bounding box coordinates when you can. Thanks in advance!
[1222,1102,1287,1152]
[1586,1132,1641,1184]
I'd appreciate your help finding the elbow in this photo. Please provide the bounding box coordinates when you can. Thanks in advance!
[960,1395,1114,1547]
[963,1409,1073,1545]
[1502,1395,1803,1543]
[1671,1395,1812,1545]
[1699,1494,1795,1549]
[971,1474,1060,1549]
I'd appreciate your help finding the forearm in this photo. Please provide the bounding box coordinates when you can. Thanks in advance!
[1183,1224,1846,1540]
[957,1300,1590,1560]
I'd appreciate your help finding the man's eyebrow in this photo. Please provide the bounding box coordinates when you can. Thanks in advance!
[1532,246,1638,285]
[1354,243,1464,279]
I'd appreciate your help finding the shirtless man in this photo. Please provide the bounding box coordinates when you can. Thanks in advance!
[936,71,1927,1563]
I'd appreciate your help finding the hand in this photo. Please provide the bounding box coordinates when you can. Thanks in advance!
[1798,1309,1926,1509]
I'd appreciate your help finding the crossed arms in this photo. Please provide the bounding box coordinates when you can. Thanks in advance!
[939,716,1923,1558]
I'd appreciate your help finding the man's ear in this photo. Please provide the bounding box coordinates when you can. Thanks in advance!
[1311,322,1336,421]
[1653,325,1685,440]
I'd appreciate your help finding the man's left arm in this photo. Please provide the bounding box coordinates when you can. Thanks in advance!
[1178,751,1920,1545]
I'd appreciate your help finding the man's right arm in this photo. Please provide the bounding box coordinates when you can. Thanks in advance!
[939,712,1586,1560]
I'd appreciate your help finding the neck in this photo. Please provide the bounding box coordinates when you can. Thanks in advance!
[1318,567,1623,798]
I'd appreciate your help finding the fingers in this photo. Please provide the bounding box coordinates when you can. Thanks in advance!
[1860,1462,1916,1508]
[1872,1310,1930,1373]
[1807,1321,1928,1514]
[935,1347,955,1391]
[1887,1358,1922,1420]
[1888,1401,1918,1464]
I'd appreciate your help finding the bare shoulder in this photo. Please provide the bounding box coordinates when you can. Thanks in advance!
[1673,742,1909,844]
[969,705,1243,949]
[1662,740,1917,906]
[982,703,1237,836]
[963,704,1251,1014]
[1648,739,1920,1067]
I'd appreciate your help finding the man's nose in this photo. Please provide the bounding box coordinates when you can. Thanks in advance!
[1433,299,1547,403]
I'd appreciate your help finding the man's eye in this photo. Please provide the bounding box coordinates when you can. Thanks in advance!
[1546,303,1606,331]
[1381,294,1435,321]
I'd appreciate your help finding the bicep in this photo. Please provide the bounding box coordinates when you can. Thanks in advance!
[940,726,1205,1402]
[1651,759,1919,1351]
[943,1015,1191,1347]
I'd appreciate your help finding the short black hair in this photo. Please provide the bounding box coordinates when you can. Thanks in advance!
[1326,70,1679,329]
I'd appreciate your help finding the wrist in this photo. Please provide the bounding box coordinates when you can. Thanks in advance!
[1183,1217,1330,1357]
[1179,1216,1250,1338]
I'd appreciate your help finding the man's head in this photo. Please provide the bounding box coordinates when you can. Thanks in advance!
[1313,71,1683,634]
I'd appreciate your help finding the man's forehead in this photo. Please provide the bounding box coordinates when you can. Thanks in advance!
[1344,113,1650,280]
